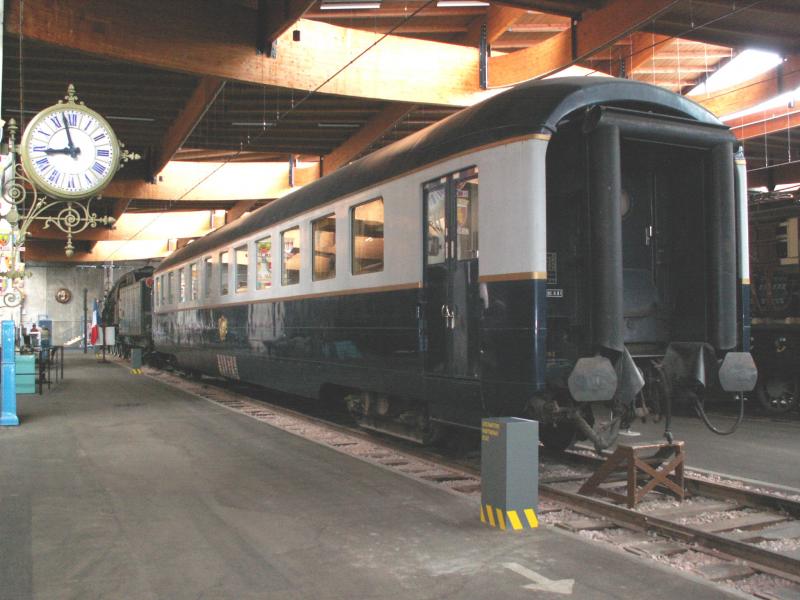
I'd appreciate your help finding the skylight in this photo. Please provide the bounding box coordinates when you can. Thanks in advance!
[688,49,783,97]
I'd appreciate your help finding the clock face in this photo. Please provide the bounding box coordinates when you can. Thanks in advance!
[21,104,120,199]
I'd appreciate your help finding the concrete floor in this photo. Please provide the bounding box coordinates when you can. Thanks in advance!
[621,405,800,490]
[0,353,754,600]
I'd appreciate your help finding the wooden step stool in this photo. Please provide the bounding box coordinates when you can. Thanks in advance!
[578,441,685,508]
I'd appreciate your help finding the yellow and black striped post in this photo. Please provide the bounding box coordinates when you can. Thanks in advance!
[480,417,539,531]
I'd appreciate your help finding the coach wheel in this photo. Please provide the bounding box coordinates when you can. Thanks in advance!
[757,375,799,415]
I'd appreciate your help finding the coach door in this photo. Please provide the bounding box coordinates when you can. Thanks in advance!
[423,168,480,379]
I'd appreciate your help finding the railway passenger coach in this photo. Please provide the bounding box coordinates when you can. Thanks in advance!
[153,78,757,449]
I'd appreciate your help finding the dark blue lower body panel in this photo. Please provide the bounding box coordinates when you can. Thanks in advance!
[155,283,545,429]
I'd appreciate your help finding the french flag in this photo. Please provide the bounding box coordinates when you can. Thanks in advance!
[90,299,100,346]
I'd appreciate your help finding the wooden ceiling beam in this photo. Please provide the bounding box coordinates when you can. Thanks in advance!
[307,7,484,19]
[152,76,226,178]
[26,211,213,242]
[258,0,316,53]
[626,32,671,74]
[492,1,587,18]
[322,103,416,174]
[728,107,800,140]
[489,0,679,87]
[697,55,800,119]
[226,200,260,224]
[104,161,298,202]
[7,1,491,108]
[460,5,528,48]
[26,239,170,262]
[748,162,800,189]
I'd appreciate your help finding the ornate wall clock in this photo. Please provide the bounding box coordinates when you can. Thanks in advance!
[19,84,122,200]
[55,288,72,304]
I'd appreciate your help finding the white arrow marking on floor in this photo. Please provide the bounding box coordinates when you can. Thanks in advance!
[503,562,574,595]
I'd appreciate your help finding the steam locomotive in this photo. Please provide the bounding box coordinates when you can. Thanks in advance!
[107,77,758,449]
[749,190,800,414]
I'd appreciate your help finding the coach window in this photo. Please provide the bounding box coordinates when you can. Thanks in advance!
[256,235,272,289]
[235,245,248,293]
[312,214,336,281]
[203,256,212,297]
[160,275,165,305]
[190,263,199,300]
[178,268,186,302]
[167,271,174,304]
[456,172,479,261]
[282,226,301,286]
[220,251,230,295]
[352,198,384,275]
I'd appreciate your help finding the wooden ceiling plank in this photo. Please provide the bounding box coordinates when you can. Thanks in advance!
[153,76,226,177]
[698,55,800,118]
[461,5,528,48]
[7,0,491,108]
[489,0,679,87]
[322,102,416,174]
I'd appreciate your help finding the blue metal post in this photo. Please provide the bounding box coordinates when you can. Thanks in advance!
[1,320,19,426]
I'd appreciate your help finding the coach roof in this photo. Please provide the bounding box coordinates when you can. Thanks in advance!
[157,77,723,273]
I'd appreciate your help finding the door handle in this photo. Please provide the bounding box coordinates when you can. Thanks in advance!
[441,304,455,329]
[645,225,654,246]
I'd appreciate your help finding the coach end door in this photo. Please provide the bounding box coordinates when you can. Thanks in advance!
[423,168,480,379]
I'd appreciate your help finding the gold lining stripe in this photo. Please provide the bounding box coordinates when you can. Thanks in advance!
[479,272,547,283]
[507,510,524,531]
[524,508,539,528]
[496,508,506,530]
[531,133,552,141]
[486,504,496,527]
[735,159,747,165]
[741,277,750,285]
[154,281,422,314]
[480,506,487,523]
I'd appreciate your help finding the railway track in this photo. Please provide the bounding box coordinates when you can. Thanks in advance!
[139,363,800,599]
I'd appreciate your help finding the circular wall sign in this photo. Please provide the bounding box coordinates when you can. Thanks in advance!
[55,288,72,304]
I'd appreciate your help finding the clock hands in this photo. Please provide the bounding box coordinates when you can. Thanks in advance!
[62,114,80,159]
[45,146,81,156]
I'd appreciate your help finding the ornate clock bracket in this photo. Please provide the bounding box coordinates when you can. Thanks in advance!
[0,85,141,308]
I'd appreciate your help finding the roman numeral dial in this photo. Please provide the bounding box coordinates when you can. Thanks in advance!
[20,98,122,200]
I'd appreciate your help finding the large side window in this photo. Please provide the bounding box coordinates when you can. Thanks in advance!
[282,227,301,286]
[178,268,186,302]
[167,272,174,304]
[235,245,248,293]
[154,277,160,307]
[220,251,230,295]
[313,214,336,281]
[352,198,384,275]
[203,256,212,297]
[190,263,199,300]
[456,174,479,261]
[159,275,165,305]
[256,235,272,290]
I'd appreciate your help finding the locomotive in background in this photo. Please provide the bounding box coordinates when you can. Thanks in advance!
[102,266,155,359]
[749,189,800,414]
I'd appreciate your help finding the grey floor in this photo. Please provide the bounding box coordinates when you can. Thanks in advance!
[620,404,800,489]
[0,353,754,599]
